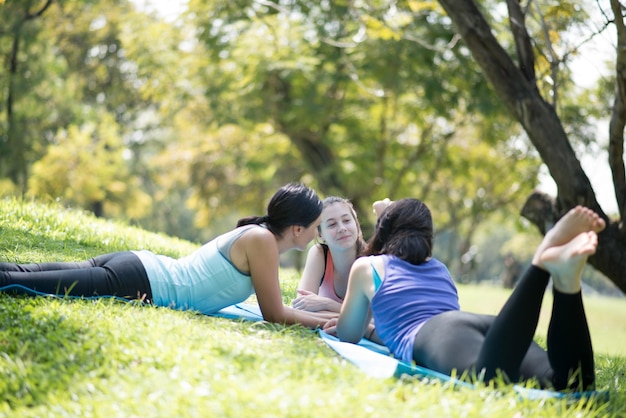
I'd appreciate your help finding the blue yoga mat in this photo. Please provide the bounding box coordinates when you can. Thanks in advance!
[213,303,265,321]
[317,330,609,400]
[212,303,608,401]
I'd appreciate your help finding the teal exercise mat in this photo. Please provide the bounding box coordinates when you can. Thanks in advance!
[318,329,471,383]
[214,303,265,321]
[318,330,608,401]
[212,304,607,401]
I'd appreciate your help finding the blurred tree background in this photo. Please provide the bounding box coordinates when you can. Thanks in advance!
[0,0,622,296]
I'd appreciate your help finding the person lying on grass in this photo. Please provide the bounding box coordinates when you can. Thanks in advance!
[292,196,367,313]
[0,183,335,328]
[323,199,605,391]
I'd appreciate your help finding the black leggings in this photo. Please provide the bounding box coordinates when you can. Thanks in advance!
[412,266,595,391]
[0,252,153,302]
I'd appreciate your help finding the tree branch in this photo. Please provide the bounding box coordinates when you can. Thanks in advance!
[506,0,536,85]
[24,0,54,21]
[437,0,626,293]
[530,0,560,107]
[437,0,601,213]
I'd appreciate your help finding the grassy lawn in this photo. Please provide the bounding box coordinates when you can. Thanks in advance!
[1,198,625,417]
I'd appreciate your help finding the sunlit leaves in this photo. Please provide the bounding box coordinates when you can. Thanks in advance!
[28,112,152,220]
[0,0,607,263]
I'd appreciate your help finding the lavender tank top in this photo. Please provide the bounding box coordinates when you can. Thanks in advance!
[370,255,460,363]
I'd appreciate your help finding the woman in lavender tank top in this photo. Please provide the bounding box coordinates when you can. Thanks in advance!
[324,199,604,391]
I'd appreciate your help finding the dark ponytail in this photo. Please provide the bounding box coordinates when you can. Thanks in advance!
[237,183,323,238]
[365,198,433,265]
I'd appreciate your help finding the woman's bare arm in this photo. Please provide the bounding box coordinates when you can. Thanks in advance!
[335,258,373,343]
[246,229,336,328]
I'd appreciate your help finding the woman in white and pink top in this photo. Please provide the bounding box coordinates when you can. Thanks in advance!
[292,196,367,313]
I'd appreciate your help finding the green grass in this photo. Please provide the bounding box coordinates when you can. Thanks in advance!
[1,197,625,417]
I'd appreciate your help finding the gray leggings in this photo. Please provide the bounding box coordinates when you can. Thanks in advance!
[0,252,152,302]
[412,266,595,391]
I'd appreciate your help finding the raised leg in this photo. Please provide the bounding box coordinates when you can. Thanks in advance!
[476,206,602,385]
[539,231,598,390]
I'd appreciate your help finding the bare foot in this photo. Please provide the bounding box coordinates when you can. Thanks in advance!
[532,206,605,267]
[540,231,598,294]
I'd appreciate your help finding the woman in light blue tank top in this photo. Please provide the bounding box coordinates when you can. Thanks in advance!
[0,183,336,329]
[325,199,604,392]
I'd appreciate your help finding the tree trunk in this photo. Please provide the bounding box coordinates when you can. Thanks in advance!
[608,0,626,231]
[437,0,626,293]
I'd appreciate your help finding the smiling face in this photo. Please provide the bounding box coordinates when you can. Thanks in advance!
[319,202,360,251]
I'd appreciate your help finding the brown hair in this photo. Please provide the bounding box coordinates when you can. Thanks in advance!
[365,198,433,265]
[318,196,366,256]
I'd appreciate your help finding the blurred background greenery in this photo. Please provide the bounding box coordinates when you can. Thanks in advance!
[0,0,621,296]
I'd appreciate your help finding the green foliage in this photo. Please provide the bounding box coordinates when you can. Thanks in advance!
[28,113,152,220]
[1,198,625,417]
[182,0,541,245]
[0,0,614,282]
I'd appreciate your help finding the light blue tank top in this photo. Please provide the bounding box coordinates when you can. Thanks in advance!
[370,255,460,363]
[133,225,259,314]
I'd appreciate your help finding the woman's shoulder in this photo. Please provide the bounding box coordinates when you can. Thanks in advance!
[237,224,274,241]
[352,256,371,268]
[302,243,326,267]
[229,225,279,268]
[308,243,326,255]
[220,225,275,252]
[349,257,373,284]
[426,257,450,270]
[352,255,385,273]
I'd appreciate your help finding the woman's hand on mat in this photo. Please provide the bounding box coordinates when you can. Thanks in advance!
[322,318,338,336]
[292,289,330,312]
